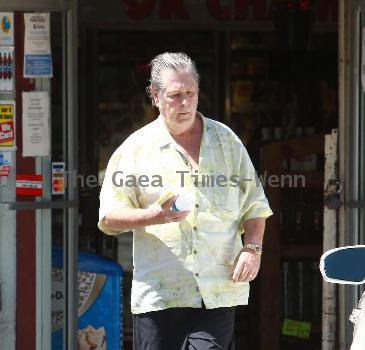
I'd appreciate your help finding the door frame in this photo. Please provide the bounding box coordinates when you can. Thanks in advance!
[339,0,365,347]
[0,1,78,349]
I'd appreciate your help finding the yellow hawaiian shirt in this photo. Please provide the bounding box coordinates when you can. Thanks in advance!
[98,113,273,314]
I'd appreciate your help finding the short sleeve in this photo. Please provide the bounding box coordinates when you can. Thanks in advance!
[238,146,273,231]
[98,146,139,235]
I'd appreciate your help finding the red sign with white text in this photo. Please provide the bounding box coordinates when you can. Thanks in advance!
[119,0,337,23]
[16,174,42,196]
[80,0,338,29]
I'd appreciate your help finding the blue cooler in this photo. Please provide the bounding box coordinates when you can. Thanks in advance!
[52,247,123,349]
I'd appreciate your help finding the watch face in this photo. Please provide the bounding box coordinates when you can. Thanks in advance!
[254,247,261,254]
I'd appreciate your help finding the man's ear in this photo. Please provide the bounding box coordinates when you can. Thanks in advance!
[152,88,160,107]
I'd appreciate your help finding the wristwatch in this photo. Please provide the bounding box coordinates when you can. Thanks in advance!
[243,243,263,256]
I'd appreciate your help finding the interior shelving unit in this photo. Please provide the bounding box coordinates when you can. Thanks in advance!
[259,134,324,350]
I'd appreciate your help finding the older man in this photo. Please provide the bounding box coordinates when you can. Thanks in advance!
[98,52,272,350]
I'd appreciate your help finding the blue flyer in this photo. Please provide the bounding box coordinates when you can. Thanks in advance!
[24,54,52,77]
[23,13,53,78]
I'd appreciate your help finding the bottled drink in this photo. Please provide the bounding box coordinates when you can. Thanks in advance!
[171,192,194,212]
[0,53,3,90]
[0,53,3,80]
[7,53,12,80]
[3,52,9,80]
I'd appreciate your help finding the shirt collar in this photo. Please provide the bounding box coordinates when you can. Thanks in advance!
[156,112,207,150]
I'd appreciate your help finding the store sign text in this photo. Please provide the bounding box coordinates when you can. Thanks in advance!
[121,0,338,22]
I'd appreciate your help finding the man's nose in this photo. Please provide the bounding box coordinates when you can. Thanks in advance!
[180,94,189,106]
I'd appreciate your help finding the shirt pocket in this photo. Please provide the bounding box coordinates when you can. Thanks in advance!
[199,183,240,221]
[197,217,242,265]
[197,211,238,235]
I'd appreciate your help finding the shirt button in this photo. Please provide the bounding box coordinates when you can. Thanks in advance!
[195,204,199,208]
[193,250,197,254]
[195,273,199,277]
[193,226,197,231]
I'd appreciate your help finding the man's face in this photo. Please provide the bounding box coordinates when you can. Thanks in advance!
[154,68,199,134]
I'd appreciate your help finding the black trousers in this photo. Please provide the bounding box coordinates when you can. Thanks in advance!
[133,302,235,350]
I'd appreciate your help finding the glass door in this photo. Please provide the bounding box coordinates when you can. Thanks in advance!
[47,10,78,350]
[0,2,78,350]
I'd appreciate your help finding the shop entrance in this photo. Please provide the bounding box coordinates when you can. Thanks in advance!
[79,18,338,349]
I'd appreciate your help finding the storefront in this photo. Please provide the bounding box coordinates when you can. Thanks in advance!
[0,0,363,350]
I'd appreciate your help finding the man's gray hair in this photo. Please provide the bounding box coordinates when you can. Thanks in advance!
[146,52,199,105]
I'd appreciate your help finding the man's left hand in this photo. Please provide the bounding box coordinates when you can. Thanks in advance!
[232,249,261,283]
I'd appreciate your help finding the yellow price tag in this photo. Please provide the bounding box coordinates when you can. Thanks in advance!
[282,319,311,339]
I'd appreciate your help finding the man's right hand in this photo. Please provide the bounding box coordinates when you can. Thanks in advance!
[147,196,190,225]
[101,196,190,233]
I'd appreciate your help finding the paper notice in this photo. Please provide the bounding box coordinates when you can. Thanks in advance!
[22,91,50,157]
[24,13,53,78]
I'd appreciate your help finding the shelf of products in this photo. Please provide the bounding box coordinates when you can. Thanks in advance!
[259,134,324,350]
[227,32,338,159]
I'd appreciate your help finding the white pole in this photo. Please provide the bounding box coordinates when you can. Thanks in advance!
[322,129,339,350]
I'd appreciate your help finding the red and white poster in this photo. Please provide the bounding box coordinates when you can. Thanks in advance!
[16,174,42,196]
[0,100,15,149]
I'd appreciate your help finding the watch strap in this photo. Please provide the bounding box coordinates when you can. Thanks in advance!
[243,243,263,255]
